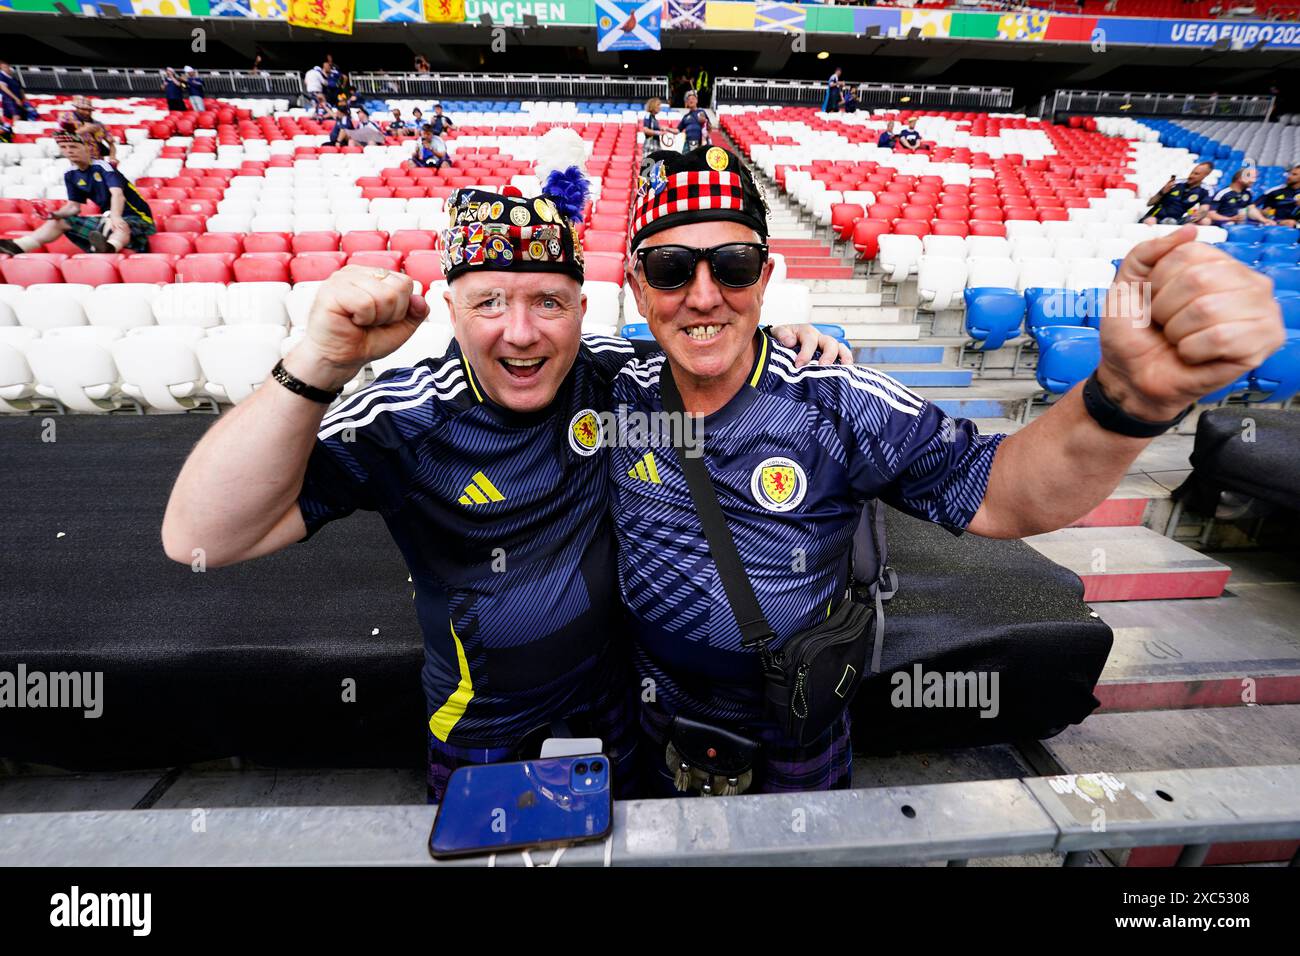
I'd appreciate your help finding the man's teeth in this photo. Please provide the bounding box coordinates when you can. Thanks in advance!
[686,325,722,340]
[503,357,544,367]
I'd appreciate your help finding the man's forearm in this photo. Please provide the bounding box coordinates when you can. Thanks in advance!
[108,188,125,219]
[969,384,1154,539]
[161,348,354,566]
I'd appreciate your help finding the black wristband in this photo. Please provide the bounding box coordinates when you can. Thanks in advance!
[1081,371,1191,439]
[271,360,343,405]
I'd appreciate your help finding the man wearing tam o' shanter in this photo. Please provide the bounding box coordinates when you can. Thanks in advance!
[162,129,851,802]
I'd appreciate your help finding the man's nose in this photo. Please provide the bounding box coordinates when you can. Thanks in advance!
[682,257,725,313]
[501,300,542,348]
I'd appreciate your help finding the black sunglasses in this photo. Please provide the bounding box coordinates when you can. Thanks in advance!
[634,242,768,291]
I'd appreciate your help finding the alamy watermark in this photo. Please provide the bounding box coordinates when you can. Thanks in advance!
[0,664,103,718]
[889,664,1000,718]
[603,403,705,458]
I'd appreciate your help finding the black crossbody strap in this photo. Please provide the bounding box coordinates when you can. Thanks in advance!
[659,362,776,650]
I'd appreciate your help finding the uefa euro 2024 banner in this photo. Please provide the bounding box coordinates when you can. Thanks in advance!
[6,0,1300,49]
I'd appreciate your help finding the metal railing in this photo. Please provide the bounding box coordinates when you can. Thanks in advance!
[15,65,304,97]
[3,765,1296,866]
[715,78,1015,111]
[349,72,669,102]
[1052,89,1276,120]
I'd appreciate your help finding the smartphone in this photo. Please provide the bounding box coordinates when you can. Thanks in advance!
[428,754,612,859]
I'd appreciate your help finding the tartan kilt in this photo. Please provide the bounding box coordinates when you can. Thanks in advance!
[63,214,156,253]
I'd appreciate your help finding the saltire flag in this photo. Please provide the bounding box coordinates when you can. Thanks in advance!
[665,0,704,29]
[595,0,662,51]
[210,0,253,14]
[755,1,804,32]
[78,1,138,13]
[130,0,193,14]
[379,0,422,21]
[423,0,463,22]
[287,0,354,33]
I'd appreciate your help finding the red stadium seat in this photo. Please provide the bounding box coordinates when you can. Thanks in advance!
[2,256,63,286]
[403,250,445,287]
[830,203,865,241]
[148,233,195,256]
[176,254,234,284]
[233,252,293,283]
[851,220,890,260]
[1037,208,1069,222]
[389,231,436,255]
[971,206,1004,222]
[340,231,390,254]
[0,212,29,231]
[290,252,348,283]
[584,231,625,254]
[59,255,121,286]
[348,251,404,271]
[582,256,625,285]
[866,204,901,222]
[118,254,176,284]
[589,214,626,233]
[969,221,1007,237]
[162,214,207,233]
[194,233,244,255]
[930,221,969,238]
[292,232,342,253]
[901,205,934,222]
[243,233,293,254]
[893,220,931,238]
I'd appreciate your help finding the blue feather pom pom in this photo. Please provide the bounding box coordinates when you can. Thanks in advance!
[543,166,590,224]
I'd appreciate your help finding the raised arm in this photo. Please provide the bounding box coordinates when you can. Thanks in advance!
[161,267,429,566]
[968,227,1284,539]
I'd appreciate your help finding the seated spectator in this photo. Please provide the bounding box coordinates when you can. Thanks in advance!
[387,107,413,136]
[877,120,896,149]
[311,94,331,121]
[342,107,387,146]
[62,96,117,166]
[412,125,452,169]
[0,132,155,256]
[0,61,31,123]
[1199,166,1257,224]
[895,119,922,152]
[411,107,424,128]
[1253,164,1300,227]
[0,114,12,145]
[429,101,454,137]
[326,106,353,146]
[1142,162,1213,224]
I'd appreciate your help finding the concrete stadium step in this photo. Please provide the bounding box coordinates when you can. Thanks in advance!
[799,278,882,294]
[1039,706,1300,866]
[873,365,973,388]
[787,265,856,280]
[1071,475,1170,530]
[1092,552,1300,713]
[1023,526,1231,602]
[857,344,947,365]
[917,380,1039,419]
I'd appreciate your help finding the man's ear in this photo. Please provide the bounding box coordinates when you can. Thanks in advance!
[626,262,647,320]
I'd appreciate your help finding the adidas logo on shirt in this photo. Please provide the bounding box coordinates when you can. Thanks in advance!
[627,452,662,484]
[458,471,505,505]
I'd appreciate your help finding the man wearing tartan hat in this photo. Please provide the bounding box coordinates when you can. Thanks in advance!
[0,131,154,256]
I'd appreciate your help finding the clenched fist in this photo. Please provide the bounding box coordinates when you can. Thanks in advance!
[1099,225,1286,421]
[284,265,430,391]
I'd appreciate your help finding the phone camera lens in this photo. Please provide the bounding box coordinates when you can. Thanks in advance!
[574,762,588,775]
[591,760,604,773]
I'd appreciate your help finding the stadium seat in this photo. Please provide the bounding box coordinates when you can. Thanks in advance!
[620,323,654,341]
[15,285,89,331]
[348,251,404,271]
[403,250,445,288]
[966,257,1018,291]
[85,285,159,330]
[194,233,245,255]
[233,253,293,284]
[197,326,286,404]
[1025,288,1090,337]
[2,256,63,287]
[877,235,922,284]
[1221,242,1261,266]
[1262,265,1300,294]
[1017,258,1067,294]
[583,257,626,285]
[285,282,323,329]
[290,252,348,283]
[390,231,437,255]
[367,322,454,379]
[340,231,390,254]
[292,232,342,254]
[154,283,226,328]
[1260,245,1300,266]
[1036,327,1101,394]
[111,330,206,412]
[1263,228,1300,246]
[916,256,967,312]
[585,231,625,254]
[25,329,125,413]
[760,283,812,327]
[0,329,38,413]
[223,282,292,326]
[243,233,294,255]
[118,254,177,284]
[1277,292,1300,330]
[148,233,195,256]
[176,254,234,284]
[851,220,890,260]
[581,281,622,329]
[1248,330,1300,404]
[963,288,1025,351]
[59,256,121,287]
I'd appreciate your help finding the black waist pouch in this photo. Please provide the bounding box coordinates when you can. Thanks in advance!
[762,598,873,746]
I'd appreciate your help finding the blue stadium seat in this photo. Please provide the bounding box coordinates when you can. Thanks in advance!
[962,287,1024,351]
[813,323,849,345]
[1275,291,1300,330]
[1035,327,1101,394]
[620,323,653,341]
[1263,265,1300,293]
[1076,288,1109,330]
[1262,228,1300,246]
[1199,375,1253,405]
[1225,224,1269,244]
[1220,242,1261,265]
[1249,330,1300,404]
[1260,244,1300,266]
[1024,288,1088,339]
